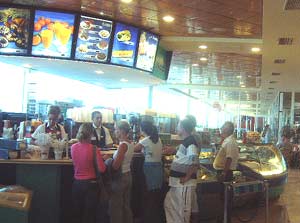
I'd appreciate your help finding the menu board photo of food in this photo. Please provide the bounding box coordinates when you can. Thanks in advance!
[0,7,30,54]
[136,31,159,72]
[75,16,112,62]
[31,10,75,58]
[111,22,138,67]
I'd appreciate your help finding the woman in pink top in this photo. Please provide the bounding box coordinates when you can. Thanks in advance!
[71,123,106,223]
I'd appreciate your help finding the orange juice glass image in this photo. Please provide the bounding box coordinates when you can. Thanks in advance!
[41,29,53,49]
[54,22,63,42]
[59,27,72,46]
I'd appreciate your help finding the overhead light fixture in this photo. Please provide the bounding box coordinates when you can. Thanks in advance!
[200,57,208,62]
[163,15,175,23]
[120,78,128,82]
[99,11,105,15]
[120,0,132,3]
[95,70,104,74]
[198,45,207,49]
[23,64,32,68]
[251,47,261,52]
[241,85,246,88]
[192,64,199,67]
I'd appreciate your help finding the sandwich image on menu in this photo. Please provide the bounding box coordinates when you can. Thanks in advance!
[75,15,113,63]
[111,22,138,67]
[31,10,75,58]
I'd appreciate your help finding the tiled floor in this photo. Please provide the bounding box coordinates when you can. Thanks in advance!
[200,169,300,223]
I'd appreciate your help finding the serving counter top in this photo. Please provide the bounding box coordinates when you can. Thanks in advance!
[0,150,117,165]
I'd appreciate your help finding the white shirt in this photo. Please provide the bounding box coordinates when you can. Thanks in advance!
[92,123,113,146]
[32,123,66,140]
[139,136,162,163]
[113,141,134,173]
[213,134,239,170]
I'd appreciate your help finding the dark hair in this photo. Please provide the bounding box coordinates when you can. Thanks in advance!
[185,115,196,129]
[180,118,194,134]
[48,105,61,116]
[116,120,131,135]
[91,111,101,120]
[140,121,159,143]
[76,123,93,142]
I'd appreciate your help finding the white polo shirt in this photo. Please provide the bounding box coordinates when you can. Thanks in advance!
[213,134,239,170]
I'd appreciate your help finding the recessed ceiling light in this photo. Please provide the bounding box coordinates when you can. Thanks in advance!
[163,15,175,23]
[198,45,207,50]
[200,57,208,61]
[120,78,128,82]
[192,64,199,67]
[99,11,104,15]
[241,85,246,88]
[120,0,132,3]
[251,47,261,52]
[95,70,104,74]
[23,64,32,68]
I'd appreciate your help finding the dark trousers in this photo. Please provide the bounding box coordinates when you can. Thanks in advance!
[143,189,163,223]
[72,179,99,223]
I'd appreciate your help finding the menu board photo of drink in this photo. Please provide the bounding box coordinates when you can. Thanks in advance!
[31,10,75,58]
[136,31,159,72]
[75,16,112,62]
[111,22,138,67]
[0,7,31,54]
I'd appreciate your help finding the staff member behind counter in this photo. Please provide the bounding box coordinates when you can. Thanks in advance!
[91,111,113,149]
[32,105,66,142]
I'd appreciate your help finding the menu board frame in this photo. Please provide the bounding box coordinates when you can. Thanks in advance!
[134,30,160,73]
[110,22,140,68]
[73,13,114,64]
[29,8,77,59]
[0,4,33,56]
[0,4,161,73]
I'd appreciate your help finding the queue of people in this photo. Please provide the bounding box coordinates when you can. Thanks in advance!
[30,105,239,223]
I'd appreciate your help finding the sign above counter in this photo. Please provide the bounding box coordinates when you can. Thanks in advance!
[0,4,171,80]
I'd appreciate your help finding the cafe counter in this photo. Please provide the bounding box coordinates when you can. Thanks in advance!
[0,150,116,223]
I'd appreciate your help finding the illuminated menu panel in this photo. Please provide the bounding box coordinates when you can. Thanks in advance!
[111,22,138,67]
[0,7,31,54]
[31,10,75,58]
[136,31,159,72]
[75,15,113,62]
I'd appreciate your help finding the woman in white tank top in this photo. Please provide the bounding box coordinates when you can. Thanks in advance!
[109,120,133,223]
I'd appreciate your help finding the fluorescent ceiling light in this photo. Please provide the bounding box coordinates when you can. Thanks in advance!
[241,85,246,88]
[23,64,32,68]
[198,45,207,49]
[200,57,208,61]
[251,47,261,52]
[163,15,175,22]
[95,70,104,74]
[120,78,128,82]
[192,64,199,67]
[121,0,132,3]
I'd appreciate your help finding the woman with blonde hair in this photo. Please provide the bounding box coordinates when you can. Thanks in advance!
[110,120,134,223]
[71,123,106,223]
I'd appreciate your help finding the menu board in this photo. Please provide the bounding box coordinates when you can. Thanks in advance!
[152,45,172,80]
[75,16,113,62]
[0,7,31,54]
[136,31,159,72]
[111,22,138,67]
[31,10,75,58]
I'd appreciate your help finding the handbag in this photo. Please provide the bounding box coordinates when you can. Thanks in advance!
[92,146,110,202]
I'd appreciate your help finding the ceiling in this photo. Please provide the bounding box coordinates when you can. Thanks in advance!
[0,0,297,116]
